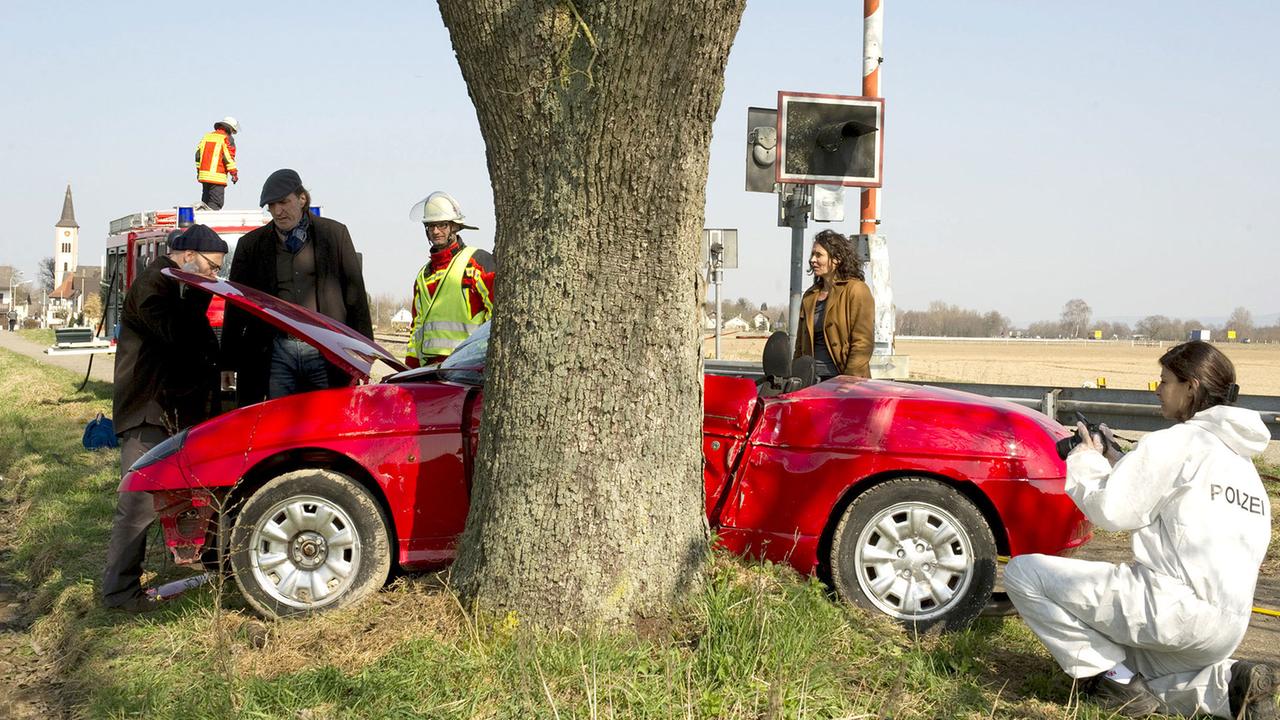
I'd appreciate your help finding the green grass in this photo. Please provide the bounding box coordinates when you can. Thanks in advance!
[0,346,1254,719]
[1257,456,1280,481]
[16,327,54,347]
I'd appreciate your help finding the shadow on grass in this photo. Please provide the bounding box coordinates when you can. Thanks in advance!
[32,378,114,406]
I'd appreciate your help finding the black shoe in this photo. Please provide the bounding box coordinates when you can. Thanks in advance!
[1230,661,1278,720]
[105,595,162,614]
[1084,675,1161,718]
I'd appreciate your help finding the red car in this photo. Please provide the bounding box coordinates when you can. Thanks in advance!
[122,270,1091,630]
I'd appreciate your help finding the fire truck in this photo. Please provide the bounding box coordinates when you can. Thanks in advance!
[102,206,311,336]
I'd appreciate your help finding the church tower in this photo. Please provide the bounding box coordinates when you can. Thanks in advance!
[54,184,79,279]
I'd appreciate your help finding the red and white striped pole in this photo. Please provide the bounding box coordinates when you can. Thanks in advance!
[859,0,883,235]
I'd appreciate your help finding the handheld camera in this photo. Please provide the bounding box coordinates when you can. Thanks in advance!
[1056,412,1124,460]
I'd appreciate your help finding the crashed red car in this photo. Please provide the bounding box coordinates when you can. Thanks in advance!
[122,269,1091,630]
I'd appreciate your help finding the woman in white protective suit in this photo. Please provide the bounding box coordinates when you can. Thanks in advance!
[1004,340,1276,719]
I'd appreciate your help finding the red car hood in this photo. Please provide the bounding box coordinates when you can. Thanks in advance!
[164,268,407,381]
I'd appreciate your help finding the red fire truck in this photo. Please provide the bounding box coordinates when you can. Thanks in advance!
[103,206,287,336]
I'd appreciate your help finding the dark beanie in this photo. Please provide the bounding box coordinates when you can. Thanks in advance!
[260,168,304,206]
[170,224,229,253]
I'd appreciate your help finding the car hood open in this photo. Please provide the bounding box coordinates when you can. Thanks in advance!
[164,268,407,381]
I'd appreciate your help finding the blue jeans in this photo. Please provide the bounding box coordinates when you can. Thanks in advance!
[268,336,330,399]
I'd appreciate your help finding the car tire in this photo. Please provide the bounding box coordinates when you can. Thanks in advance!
[229,469,391,619]
[830,477,997,633]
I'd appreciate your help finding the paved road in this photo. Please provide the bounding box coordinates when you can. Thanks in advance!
[0,331,114,383]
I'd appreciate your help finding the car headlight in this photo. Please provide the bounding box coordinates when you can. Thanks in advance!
[129,429,189,472]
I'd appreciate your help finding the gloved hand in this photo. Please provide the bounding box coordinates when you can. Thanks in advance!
[1074,421,1125,465]
[229,170,239,184]
[1096,423,1124,464]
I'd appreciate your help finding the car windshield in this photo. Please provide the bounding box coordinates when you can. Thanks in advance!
[437,322,488,384]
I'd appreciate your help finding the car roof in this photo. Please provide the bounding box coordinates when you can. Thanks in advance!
[163,268,407,381]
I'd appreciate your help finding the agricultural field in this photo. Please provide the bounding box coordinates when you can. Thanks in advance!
[704,335,1280,396]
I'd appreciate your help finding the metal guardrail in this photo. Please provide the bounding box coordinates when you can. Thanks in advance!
[703,359,1280,441]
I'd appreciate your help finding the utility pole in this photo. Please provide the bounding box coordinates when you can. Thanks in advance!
[8,273,31,331]
[859,0,883,238]
[702,228,738,359]
[783,185,811,354]
[856,0,898,368]
[709,241,723,358]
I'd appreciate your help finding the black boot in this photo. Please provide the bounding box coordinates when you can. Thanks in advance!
[1083,675,1161,718]
[1229,661,1277,720]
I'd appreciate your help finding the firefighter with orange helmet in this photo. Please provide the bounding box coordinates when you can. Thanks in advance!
[194,116,240,210]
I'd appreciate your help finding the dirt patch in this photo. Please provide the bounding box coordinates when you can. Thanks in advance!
[0,573,68,719]
[188,573,464,680]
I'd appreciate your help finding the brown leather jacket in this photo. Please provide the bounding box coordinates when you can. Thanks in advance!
[794,277,875,378]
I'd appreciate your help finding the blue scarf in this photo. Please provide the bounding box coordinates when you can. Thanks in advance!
[283,212,310,254]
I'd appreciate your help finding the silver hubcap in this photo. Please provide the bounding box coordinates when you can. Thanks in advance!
[853,501,974,621]
[248,495,361,609]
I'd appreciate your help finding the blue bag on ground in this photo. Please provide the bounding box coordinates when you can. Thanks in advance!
[83,413,119,450]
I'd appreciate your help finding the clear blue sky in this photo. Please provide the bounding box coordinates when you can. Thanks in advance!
[2,0,1276,324]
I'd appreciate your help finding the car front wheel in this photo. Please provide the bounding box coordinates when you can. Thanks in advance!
[229,469,391,619]
[830,477,996,632]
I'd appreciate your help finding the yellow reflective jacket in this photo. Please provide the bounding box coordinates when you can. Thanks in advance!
[407,246,492,362]
[194,130,237,185]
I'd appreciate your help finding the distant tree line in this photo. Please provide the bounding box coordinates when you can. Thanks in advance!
[898,301,1012,337]
[722,294,1279,342]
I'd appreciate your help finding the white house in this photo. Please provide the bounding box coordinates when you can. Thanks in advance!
[391,308,413,329]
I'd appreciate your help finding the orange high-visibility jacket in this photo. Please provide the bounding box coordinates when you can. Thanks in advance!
[194,130,237,185]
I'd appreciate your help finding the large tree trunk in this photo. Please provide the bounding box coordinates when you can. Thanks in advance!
[439,0,744,627]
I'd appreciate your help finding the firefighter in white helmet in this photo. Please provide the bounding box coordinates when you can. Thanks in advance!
[194,116,240,210]
[404,192,495,367]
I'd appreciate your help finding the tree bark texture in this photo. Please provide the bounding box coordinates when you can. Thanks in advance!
[439,0,745,627]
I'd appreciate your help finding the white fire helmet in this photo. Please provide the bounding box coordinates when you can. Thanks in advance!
[409,192,477,230]
[218,116,241,134]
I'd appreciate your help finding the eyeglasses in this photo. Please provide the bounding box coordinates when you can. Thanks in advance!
[195,252,222,273]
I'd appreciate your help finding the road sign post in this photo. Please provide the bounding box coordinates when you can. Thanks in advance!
[702,229,738,359]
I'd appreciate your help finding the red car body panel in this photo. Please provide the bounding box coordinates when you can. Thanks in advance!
[122,277,1091,587]
[703,375,1091,573]
[125,381,477,568]
[161,268,407,379]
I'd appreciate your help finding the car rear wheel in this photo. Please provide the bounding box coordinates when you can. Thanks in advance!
[830,477,996,632]
[229,469,391,619]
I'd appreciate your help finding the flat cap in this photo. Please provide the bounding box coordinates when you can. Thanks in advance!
[260,168,304,206]
[170,224,229,253]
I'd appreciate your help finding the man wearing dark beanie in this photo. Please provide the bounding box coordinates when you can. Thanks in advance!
[221,169,372,406]
[103,224,226,612]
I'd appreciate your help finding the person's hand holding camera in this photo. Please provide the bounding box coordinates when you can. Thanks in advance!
[1072,421,1124,465]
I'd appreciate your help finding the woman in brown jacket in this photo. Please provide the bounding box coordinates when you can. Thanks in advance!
[794,230,875,379]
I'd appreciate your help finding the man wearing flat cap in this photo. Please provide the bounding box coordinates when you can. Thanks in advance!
[103,224,227,612]
[221,168,372,406]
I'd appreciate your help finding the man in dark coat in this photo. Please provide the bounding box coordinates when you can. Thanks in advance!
[103,225,226,612]
[221,169,372,407]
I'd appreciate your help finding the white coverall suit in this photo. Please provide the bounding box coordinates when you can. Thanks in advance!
[1005,405,1271,718]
